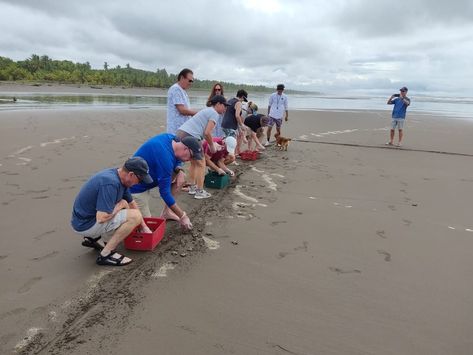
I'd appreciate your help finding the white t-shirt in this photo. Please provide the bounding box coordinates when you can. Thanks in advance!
[178,107,219,139]
[268,92,288,119]
[167,83,191,134]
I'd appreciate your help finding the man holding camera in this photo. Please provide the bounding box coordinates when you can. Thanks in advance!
[386,86,411,147]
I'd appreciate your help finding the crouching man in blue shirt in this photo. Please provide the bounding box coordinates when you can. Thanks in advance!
[71,157,153,266]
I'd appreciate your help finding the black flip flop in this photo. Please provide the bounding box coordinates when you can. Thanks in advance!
[81,236,105,251]
[96,250,132,266]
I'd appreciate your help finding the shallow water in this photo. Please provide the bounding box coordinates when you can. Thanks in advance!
[0,91,472,119]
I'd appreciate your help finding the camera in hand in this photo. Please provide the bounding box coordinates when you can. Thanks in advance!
[393,94,400,97]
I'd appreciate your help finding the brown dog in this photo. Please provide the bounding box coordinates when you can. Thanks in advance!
[274,133,292,151]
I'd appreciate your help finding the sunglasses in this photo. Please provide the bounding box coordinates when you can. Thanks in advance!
[187,79,194,83]
[132,172,143,182]
[214,88,222,91]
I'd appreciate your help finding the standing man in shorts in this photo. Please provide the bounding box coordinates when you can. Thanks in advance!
[387,86,411,147]
[71,157,153,266]
[167,68,198,134]
[265,84,289,146]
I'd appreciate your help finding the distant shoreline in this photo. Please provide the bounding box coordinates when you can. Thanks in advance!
[0,81,471,119]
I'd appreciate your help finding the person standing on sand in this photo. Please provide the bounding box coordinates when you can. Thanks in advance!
[265,84,288,146]
[206,83,225,138]
[176,95,230,199]
[167,68,198,134]
[386,86,411,147]
[221,89,248,155]
[71,157,153,266]
[129,133,199,230]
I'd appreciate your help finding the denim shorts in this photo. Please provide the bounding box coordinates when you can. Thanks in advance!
[391,119,405,129]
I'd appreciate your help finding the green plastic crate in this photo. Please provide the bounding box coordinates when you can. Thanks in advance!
[204,171,229,189]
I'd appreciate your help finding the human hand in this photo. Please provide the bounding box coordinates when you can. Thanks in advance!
[179,212,193,230]
[216,168,226,175]
[140,224,152,234]
[285,116,288,122]
[113,199,129,214]
[226,169,235,177]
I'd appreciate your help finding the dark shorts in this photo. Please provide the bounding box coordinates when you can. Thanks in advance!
[268,117,283,128]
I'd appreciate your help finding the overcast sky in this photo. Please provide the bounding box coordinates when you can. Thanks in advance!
[1,0,472,95]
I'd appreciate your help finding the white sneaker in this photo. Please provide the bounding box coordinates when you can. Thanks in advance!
[188,184,197,195]
[194,189,211,199]
[264,141,270,147]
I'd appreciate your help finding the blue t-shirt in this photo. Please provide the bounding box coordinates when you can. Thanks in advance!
[71,168,132,232]
[167,83,191,134]
[391,97,410,119]
[129,134,181,207]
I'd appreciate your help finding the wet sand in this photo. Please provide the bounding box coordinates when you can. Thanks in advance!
[1,101,473,354]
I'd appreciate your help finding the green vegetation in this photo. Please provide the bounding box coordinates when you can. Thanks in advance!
[0,54,275,92]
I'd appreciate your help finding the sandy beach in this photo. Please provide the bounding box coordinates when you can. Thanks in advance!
[1,87,473,354]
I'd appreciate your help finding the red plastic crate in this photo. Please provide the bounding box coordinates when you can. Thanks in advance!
[124,217,166,251]
[239,150,259,161]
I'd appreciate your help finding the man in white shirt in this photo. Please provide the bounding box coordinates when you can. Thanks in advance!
[265,83,289,146]
[166,68,198,134]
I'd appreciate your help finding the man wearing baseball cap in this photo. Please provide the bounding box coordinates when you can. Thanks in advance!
[387,87,411,147]
[71,157,153,266]
[130,133,203,228]
[175,94,230,199]
[265,84,289,146]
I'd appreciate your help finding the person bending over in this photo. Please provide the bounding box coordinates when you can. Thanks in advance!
[202,136,237,176]
[130,133,201,230]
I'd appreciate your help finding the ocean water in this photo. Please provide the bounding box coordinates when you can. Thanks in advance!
[0,91,472,119]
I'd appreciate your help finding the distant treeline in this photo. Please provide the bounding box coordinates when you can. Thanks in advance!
[0,54,275,92]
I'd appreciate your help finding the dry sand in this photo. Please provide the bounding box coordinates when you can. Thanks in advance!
[1,96,473,354]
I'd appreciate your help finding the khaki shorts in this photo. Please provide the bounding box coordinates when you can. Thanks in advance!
[132,190,152,218]
[75,209,128,238]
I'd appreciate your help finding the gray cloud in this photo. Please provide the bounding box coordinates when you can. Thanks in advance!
[0,0,472,95]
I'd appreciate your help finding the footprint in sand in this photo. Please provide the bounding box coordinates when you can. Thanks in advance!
[291,211,303,215]
[376,230,387,239]
[0,254,9,260]
[271,221,287,226]
[277,251,291,259]
[329,267,361,275]
[377,250,392,262]
[388,205,396,211]
[0,307,27,320]
[34,229,56,241]
[18,277,42,294]
[30,251,59,262]
[402,219,412,227]
[294,241,309,252]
